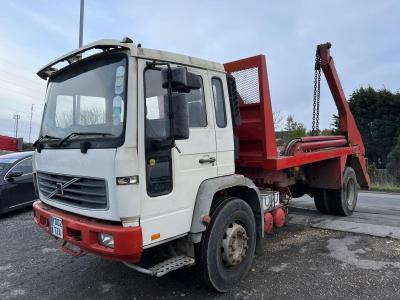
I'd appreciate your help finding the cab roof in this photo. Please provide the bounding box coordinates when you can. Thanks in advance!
[37,38,225,79]
[136,46,225,73]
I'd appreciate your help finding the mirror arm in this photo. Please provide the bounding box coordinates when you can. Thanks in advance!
[165,65,177,150]
[172,141,181,154]
[165,67,184,154]
[147,61,189,151]
[146,60,177,149]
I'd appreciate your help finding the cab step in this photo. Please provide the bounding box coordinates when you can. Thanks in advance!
[123,255,195,277]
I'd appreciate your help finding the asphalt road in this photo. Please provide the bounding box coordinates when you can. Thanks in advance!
[291,191,400,220]
[289,192,400,239]
[1,192,400,300]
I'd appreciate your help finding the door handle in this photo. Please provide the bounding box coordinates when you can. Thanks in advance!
[199,157,216,164]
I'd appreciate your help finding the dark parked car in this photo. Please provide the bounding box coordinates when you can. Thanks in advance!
[0,151,36,214]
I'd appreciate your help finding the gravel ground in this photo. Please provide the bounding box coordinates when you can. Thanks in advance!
[1,208,400,300]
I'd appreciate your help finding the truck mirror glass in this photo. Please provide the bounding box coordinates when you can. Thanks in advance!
[161,67,201,93]
[166,94,189,140]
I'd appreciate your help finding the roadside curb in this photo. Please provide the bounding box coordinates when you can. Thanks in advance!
[288,212,400,240]
[360,190,400,196]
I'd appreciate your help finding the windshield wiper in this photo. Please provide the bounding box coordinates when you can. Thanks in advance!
[58,132,115,146]
[33,135,61,147]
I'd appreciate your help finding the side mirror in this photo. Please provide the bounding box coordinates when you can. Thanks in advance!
[161,67,201,93]
[161,94,189,141]
[6,171,23,179]
[171,94,189,140]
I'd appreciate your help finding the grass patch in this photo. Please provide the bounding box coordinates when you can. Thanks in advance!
[366,184,400,193]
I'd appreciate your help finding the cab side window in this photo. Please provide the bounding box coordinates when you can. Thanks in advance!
[211,77,227,128]
[187,77,207,127]
[11,158,33,175]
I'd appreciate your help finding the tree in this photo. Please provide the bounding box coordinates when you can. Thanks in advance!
[282,115,306,144]
[348,87,400,167]
[320,128,335,136]
[57,107,106,128]
[273,111,284,131]
[387,135,400,184]
[330,114,340,135]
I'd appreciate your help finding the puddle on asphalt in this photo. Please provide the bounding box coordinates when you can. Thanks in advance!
[326,236,400,270]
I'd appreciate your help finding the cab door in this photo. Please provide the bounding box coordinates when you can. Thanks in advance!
[208,70,235,175]
[138,60,218,246]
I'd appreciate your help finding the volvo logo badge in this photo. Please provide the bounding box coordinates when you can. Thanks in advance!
[56,182,64,196]
[46,177,80,199]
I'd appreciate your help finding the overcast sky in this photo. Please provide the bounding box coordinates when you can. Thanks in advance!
[0,0,399,141]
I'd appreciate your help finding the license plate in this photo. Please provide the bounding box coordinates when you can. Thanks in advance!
[50,216,63,239]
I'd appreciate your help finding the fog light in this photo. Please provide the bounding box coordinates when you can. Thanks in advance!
[98,232,114,248]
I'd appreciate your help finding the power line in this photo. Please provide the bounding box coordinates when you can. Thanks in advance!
[13,114,20,138]
[0,83,43,101]
[0,65,45,88]
[0,77,44,95]
[29,104,34,143]
[79,0,85,47]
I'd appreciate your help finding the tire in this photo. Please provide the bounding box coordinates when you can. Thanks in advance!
[196,197,256,292]
[328,167,358,216]
[313,188,331,214]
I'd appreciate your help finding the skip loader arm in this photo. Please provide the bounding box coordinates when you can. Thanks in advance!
[318,43,370,188]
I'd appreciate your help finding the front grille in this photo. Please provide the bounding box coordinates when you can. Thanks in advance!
[37,172,108,209]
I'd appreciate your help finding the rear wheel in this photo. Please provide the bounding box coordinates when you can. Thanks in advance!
[313,188,331,214]
[328,167,358,216]
[196,197,256,292]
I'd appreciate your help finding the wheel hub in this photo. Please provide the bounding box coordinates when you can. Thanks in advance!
[221,222,248,266]
[346,179,355,207]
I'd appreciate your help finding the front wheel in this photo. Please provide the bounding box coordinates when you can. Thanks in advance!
[196,197,256,292]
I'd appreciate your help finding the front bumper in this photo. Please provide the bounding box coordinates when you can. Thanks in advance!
[33,201,143,262]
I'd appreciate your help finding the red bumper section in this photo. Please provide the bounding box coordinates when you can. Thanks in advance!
[33,201,143,263]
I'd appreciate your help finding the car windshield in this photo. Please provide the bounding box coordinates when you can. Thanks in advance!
[0,158,18,174]
[40,53,127,144]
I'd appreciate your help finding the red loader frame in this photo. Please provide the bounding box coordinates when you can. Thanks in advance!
[224,43,370,190]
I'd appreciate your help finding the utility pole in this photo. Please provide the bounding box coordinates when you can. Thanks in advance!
[13,114,20,138]
[29,104,34,143]
[79,0,84,47]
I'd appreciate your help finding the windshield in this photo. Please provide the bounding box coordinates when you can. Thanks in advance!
[40,53,127,147]
[0,158,18,174]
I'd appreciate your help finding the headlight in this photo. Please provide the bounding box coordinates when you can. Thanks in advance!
[116,175,139,185]
[98,232,114,248]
